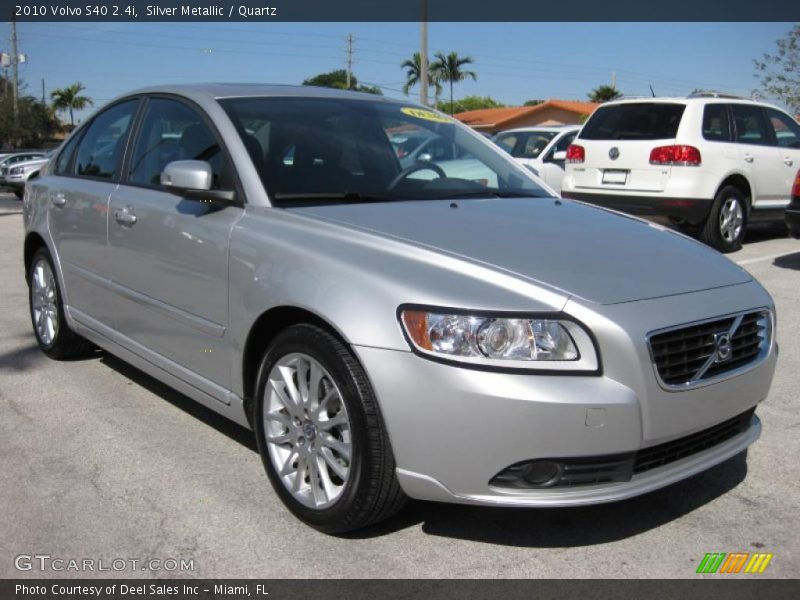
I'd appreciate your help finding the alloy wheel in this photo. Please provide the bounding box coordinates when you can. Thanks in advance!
[719,197,744,243]
[30,258,59,346]
[263,352,352,509]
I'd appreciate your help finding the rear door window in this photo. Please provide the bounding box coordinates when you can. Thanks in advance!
[579,103,685,140]
[702,104,732,142]
[731,104,773,146]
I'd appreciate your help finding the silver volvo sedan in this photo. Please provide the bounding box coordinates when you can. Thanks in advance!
[23,84,777,533]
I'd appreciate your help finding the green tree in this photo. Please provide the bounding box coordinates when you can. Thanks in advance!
[438,95,505,114]
[50,82,93,127]
[301,69,382,95]
[588,84,622,103]
[0,77,59,148]
[430,52,477,114]
[523,99,544,106]
[754,24,800,114]
[401,52,442,104]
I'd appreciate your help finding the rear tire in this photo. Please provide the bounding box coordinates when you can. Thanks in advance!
[700,185,747,253]
[28,247,94,359]
[254,324,406,533]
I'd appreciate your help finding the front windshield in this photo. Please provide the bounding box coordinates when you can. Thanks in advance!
[220,97,551,205]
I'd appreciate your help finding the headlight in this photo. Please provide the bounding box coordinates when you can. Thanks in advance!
[10,166,23,175]
[399,307,599,372]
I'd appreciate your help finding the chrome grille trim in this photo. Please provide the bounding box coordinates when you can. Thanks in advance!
[647,308,773,391]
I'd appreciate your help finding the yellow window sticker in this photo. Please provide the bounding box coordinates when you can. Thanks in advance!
[400,107,451,123]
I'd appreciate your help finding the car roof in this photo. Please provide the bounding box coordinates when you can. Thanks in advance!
[122,83,409,104]
[598,96,788,113]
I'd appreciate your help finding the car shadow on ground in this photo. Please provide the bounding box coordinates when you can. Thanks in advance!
[773,252,800,271]
[95,349,749,548]
[743,224,790,245]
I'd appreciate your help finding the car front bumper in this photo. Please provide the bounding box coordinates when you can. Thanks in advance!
[354,284,776,507]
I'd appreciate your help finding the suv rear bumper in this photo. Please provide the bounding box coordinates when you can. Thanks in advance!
[562,190,712,224]
[787,207,800,238]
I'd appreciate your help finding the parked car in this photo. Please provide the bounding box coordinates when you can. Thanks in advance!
[0,151,46,186]
[494,125,580,193]
[787,168,800,238]
[561,93,800,252]
[5,151,54,197]
[24,84,776,533]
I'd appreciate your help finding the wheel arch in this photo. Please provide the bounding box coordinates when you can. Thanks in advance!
[23,231,48,280]
[716,173,753,213]
[240,305,355,426]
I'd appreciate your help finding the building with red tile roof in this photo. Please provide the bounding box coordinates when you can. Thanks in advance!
[454,100,600,134]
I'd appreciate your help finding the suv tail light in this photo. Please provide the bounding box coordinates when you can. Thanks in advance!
[792,169,800,199]
[649,145,702,166]
[566,144,585,164]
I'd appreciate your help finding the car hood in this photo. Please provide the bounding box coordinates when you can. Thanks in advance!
[290,197,752,305]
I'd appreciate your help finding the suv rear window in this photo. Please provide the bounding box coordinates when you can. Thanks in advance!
[580,103,685,141]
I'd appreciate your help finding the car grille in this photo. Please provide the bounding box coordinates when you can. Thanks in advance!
[649,310,770,387]
[490,408,755,489]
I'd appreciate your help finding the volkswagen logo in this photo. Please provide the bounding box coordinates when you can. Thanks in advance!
[714,333,732,362]
[608,147,620,160]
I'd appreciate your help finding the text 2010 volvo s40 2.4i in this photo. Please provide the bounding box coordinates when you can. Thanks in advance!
[23,85,777,533]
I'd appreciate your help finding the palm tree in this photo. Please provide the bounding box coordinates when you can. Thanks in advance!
[401,53,442,103]
[430,52,477,115]
[50,83,93,127]
[588,84,622,103]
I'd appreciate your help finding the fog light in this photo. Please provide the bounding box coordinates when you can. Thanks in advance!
[521,460,562,486]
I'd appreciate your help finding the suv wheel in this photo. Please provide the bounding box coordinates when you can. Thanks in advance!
[701,186,747,253]
[28,247,94,358]
[254,324,406,533]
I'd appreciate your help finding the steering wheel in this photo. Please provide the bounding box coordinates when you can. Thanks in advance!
[387,162,447,191]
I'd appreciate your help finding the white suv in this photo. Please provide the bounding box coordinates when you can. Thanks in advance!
[562,94,800,252]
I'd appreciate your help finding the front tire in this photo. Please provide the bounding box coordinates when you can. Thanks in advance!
[28,247,93,359]
[254,324,405,533]
[700,186,747,253]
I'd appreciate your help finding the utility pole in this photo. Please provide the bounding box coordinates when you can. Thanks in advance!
[345,33,354,90]
[611,71,616,90]
[420,0,428,106]
[41,78,45,105]
[11,16,19,121]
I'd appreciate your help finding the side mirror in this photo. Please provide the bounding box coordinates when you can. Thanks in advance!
[551,150,567,162]
[160,160,235,202]
[417,152,433,163]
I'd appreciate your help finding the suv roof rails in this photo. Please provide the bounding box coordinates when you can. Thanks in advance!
[687,90,750,100]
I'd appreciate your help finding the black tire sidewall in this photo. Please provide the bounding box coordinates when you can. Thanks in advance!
[253,324,375,533]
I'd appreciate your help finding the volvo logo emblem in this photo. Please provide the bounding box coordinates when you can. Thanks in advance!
[714,333,732,363]
[609,147,620,160]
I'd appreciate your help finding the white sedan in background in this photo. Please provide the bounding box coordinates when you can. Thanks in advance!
[494,125,580,193]
[5,152,54,197]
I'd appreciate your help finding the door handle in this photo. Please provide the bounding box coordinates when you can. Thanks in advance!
[114,208,138,226]
[744,155,754,163]
[785,158,794,166]
[50,192,67,207]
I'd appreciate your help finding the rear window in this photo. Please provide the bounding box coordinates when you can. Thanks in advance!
[580,103,685,141]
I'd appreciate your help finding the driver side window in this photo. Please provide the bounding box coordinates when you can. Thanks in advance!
[127,98,231,189]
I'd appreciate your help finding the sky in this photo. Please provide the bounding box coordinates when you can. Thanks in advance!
[5,21,795,123]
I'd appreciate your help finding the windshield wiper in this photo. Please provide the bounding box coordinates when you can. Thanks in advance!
[272,192,401,204]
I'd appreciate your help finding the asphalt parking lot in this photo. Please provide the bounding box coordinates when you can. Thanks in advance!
[1,191,798,579]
